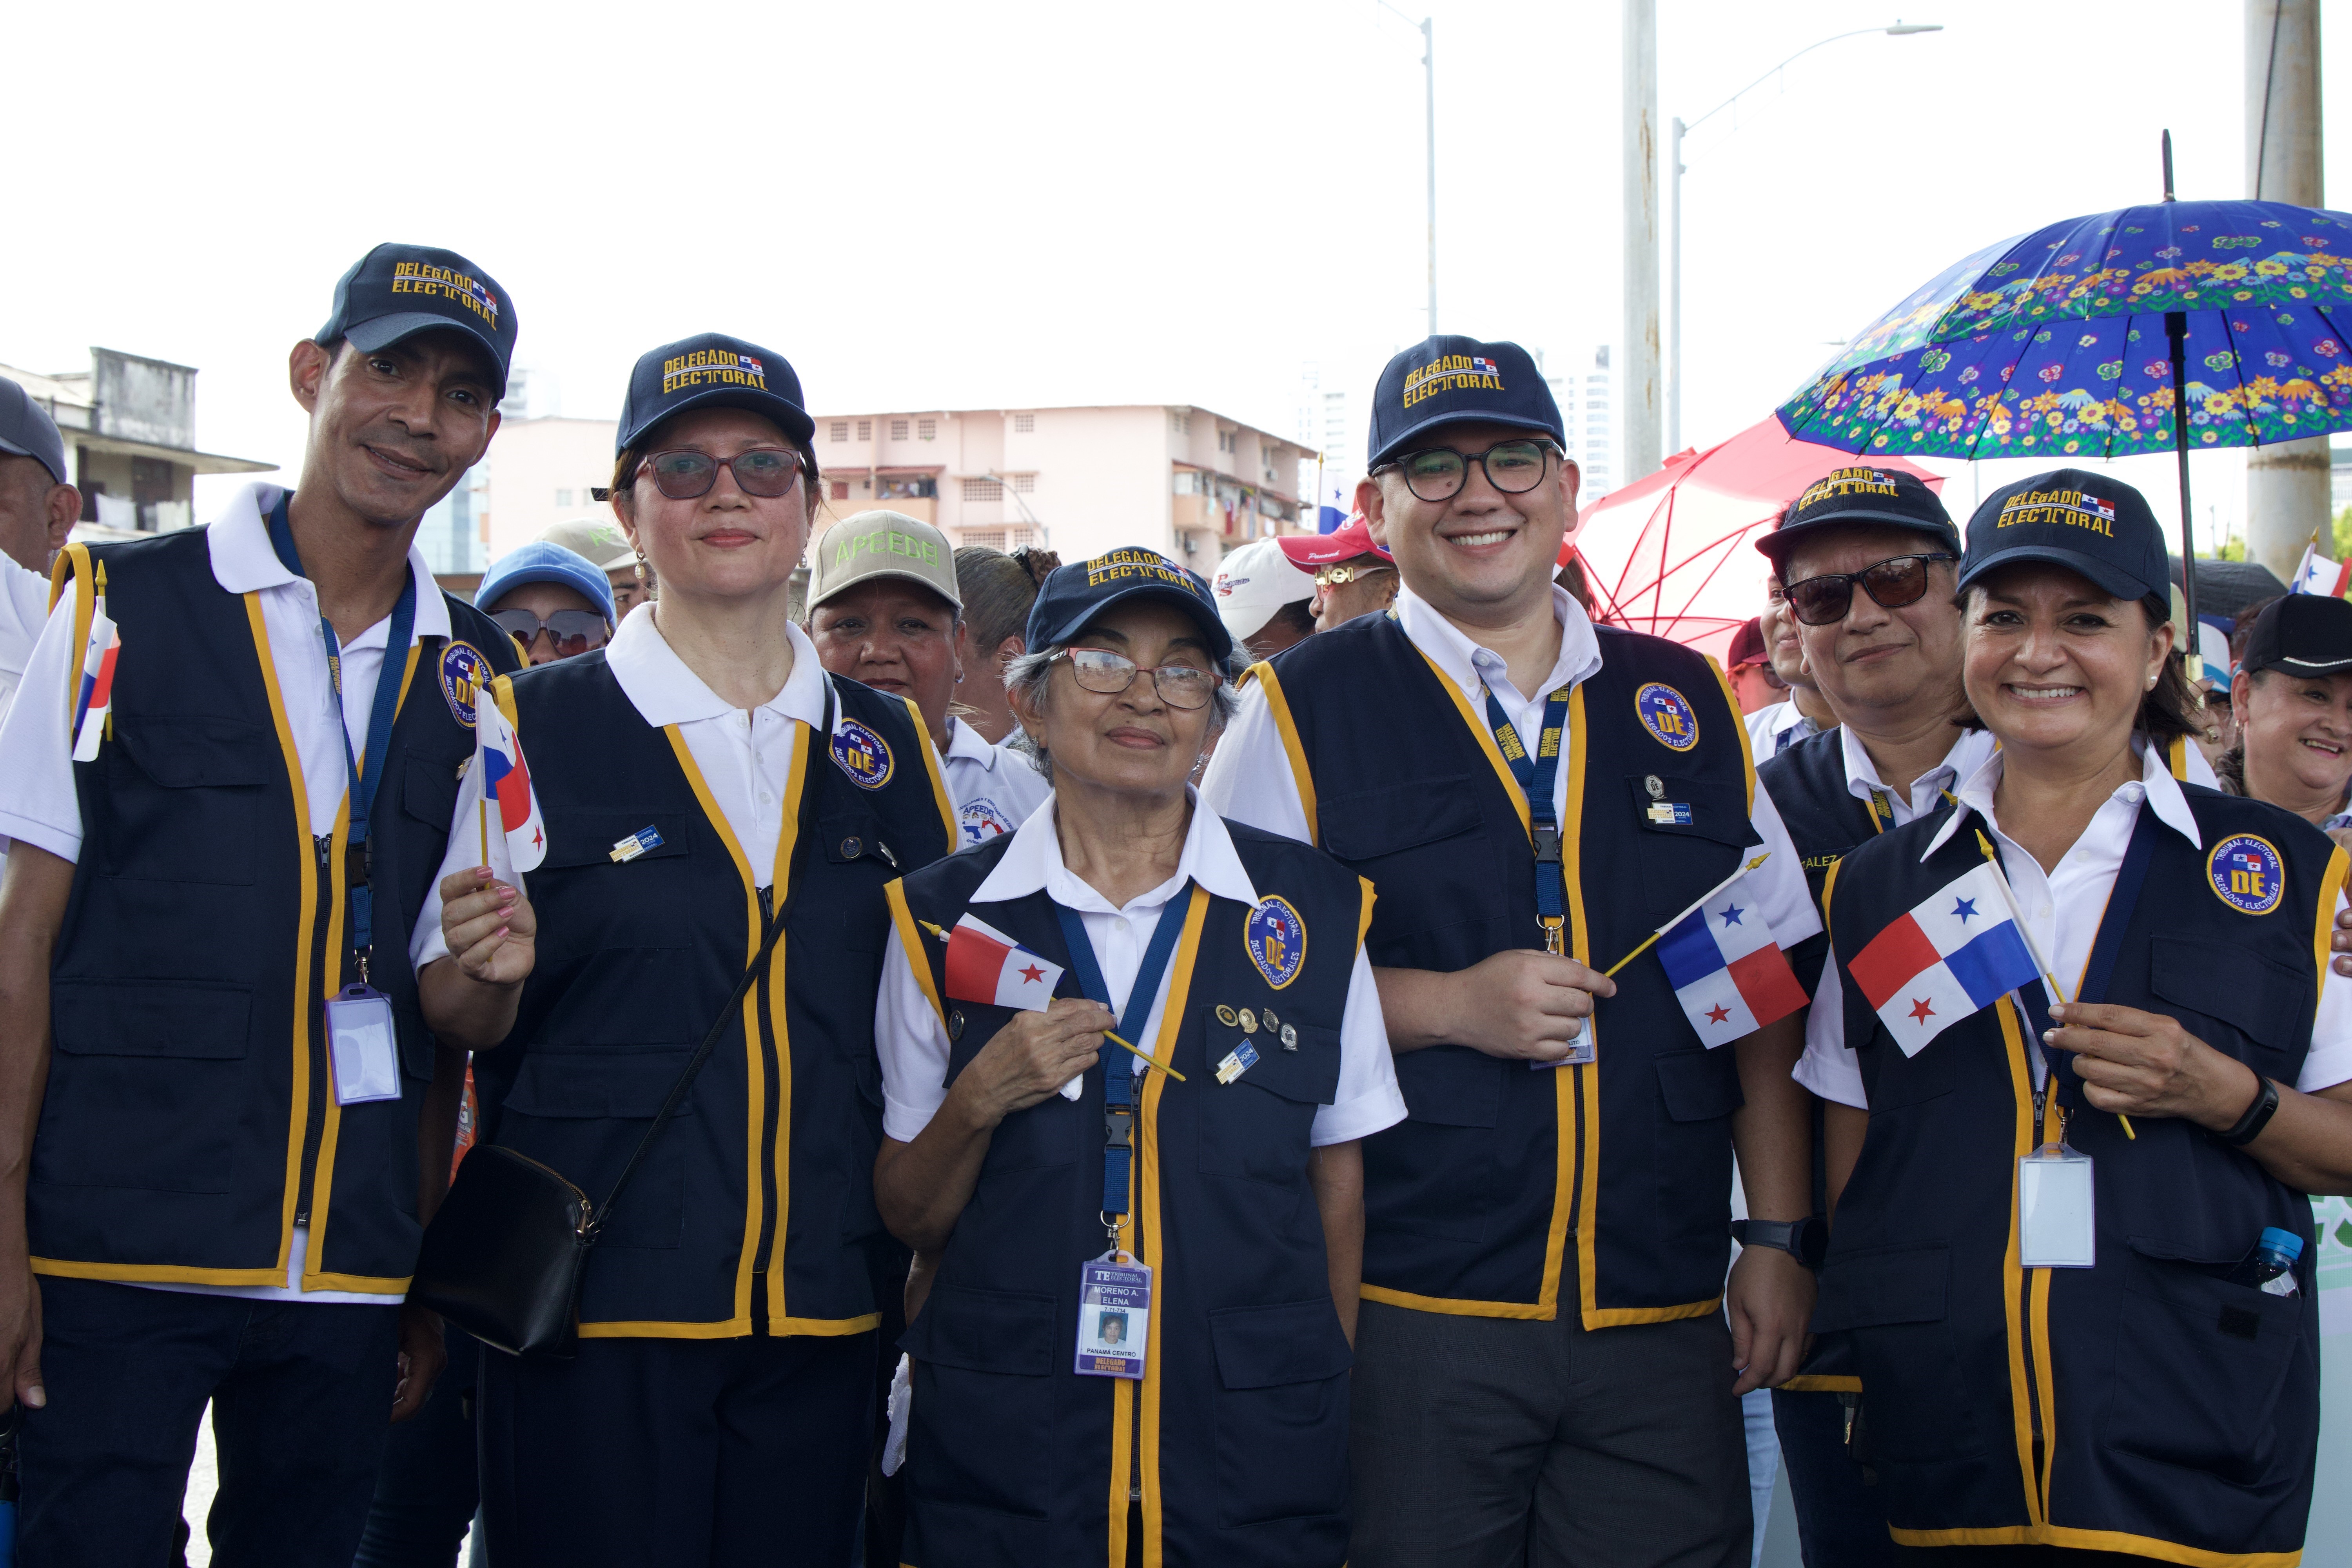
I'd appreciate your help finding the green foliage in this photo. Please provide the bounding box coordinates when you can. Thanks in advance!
[2336,508,2352,562]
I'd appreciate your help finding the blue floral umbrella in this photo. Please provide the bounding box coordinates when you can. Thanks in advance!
[1775,178,2352,642]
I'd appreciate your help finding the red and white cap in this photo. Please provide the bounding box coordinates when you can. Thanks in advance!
[1211,538,1318,641]
[1277,516,1393,569]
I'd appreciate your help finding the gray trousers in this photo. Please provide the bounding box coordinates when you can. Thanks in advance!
[1348,1294,1751,1568]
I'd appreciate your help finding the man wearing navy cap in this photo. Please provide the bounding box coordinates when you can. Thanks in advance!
[0,243,523,1565]
[1203,336,1822,1567]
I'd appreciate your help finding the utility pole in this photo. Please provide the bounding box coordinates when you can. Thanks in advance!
[1622,0,1661,484]
[2245,0,2327,581]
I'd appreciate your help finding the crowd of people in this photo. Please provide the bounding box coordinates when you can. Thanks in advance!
[0,241,2347,1568]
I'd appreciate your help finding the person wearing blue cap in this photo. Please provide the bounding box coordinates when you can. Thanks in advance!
[475,541,619,664]
[1800,468,2352,1564]
[0,243,522,1565]
[1201,336,1822,1568]
[412,332,958,1567]
[873,549,1405,1568]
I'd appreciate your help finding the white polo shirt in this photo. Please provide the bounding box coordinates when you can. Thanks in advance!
[1200,582,1822,956]
[1832,724,2000,831]
[1798,740,2352,1108]
[940,713,1051,846]
[873,793,1406,1148]
[1745,699,1823,760]
[0,481,450,1305]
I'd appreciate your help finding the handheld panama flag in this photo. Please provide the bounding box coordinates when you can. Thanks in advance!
[1653,857,1810,1045]
[69,592,120,764]
[1847,862,2040,1054]
[471,697,545,874]
[2291,540,2352,598]
[944,913,1066,1011]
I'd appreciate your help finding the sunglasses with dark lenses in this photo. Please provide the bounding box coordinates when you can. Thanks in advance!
[643,448,805,500]
[1055,648,1222,710]
[1382,439,1558,502]
[492,608,610,656]
[1783,554,1956,626]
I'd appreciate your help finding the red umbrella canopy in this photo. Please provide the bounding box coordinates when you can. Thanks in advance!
[1566,417,1947,664]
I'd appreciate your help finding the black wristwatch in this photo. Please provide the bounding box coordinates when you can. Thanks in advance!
[2219,1076,2282,1148]
[1731,1216,1826,1270]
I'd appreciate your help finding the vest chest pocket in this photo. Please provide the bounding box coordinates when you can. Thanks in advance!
[98,718,276,886]
[1319,777,1496,963]
[2104,1236,2305,1483]
[2147,935,2305,1082]
[530,813,694,963]
[496,1051,690,1250]
[1199,1022,1338,1187]
[1623,774,1759,922]
[36,981,249,1195]
[809,812,896,955]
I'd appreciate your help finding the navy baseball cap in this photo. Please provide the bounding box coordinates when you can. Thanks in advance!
[1027,548,1234,664]
[1757,466,1959,568]
[1958,468,2170,603]
[474,541,617,627]
[1367,336,1565,468]
[2240,593,2352,678]
[315,243,517,397]
[616,333,813,455]
[0,377,68,486]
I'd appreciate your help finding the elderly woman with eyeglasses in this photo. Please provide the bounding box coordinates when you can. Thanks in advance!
[871,551,1406,1568]
[414,333,958,1568]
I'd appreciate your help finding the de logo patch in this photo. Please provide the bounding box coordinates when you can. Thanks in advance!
[1635,682,1700,751]
[2207,834,2285,916]
[831,719,894,789]
[439,641,493,728]
[1245,896,1307,990]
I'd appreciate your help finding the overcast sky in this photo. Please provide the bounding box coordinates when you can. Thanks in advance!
[9,0,2343,548]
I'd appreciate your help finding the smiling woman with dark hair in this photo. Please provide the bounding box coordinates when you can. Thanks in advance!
[871,550,1404,1568]
[2223,595,2352,844]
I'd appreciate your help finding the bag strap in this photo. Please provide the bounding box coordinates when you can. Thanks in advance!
[585,675,838,1238]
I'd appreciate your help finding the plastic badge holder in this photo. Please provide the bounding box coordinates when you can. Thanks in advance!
[1075,1255,1151,1378]
[2018,1143,2095,1269]
[325,984,402,1106]
[1534,1015,1597,1069]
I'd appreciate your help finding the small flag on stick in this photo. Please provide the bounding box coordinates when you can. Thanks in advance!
[69,584,119,763]
[944,914,1065,1011]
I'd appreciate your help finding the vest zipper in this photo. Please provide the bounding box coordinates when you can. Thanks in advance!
[293,833,335,1231]
[750,883,781,1333]
[1128,1091,1146,1509]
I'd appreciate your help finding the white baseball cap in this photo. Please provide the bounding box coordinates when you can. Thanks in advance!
[1211,538,1317,642]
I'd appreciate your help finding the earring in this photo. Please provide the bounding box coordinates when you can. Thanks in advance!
[633,550,649,586]
[2147,673,2158,689]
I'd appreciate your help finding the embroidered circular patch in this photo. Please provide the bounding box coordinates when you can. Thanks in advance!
[1245,896,1307,990]
[439,641,493,728]
[2208,834,2285,915]
[1634,682,1700,751]
[830,719,894,789]
[958,796,1018,844]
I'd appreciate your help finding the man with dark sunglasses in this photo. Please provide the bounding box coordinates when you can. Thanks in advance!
[474,540,617,664]
[1204,335,1821,1568]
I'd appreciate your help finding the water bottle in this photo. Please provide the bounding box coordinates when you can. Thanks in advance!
[2225,1227,2305,1297]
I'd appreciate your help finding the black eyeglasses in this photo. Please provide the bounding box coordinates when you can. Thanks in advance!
[642,448,806,500]
[491,608,610,656]
[1782,554,1956,626]
[1054,648,1222,710]
[1375,439,1559,503]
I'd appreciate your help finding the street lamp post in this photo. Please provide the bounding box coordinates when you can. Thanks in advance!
[1379,2,1437,332]
[1667,21,1942,453]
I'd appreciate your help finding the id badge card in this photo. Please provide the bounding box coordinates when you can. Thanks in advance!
[1075,1254,1152,1379]
[325,984,402,1106]
[1534,1015,1597,1070]
[2018,1143,2095,1269]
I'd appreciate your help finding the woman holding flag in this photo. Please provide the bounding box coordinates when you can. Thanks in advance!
[415,334,956,1567]
[870,553,1405,1568]
[1798,469,2352,1565]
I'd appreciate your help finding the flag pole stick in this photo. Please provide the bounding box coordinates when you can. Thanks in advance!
[1104,1031,1187,1082]
[479,798,488,871]
[1602,852,1773,978]
[1972,831,2134,1140]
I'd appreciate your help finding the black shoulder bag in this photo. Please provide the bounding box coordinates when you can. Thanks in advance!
[410,680,835,1358]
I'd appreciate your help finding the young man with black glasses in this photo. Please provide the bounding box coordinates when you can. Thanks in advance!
[1203,335,1822,1568]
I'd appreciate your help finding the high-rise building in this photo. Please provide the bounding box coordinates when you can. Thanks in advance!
[1548,345,1615,503]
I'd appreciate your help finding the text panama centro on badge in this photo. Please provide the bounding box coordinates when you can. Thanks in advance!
[1245,896,1307,989]
[1635,682,1700,751]
[440,641,492,727]
[2208,834,2287,915]
[831,718,894,789]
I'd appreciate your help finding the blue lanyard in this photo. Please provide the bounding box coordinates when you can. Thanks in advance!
[1054,889,1190,1223]
[265,495,417,980]
[1483,683,1573,953]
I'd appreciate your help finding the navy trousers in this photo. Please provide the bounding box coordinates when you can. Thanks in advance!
[476,1329,877,1568]
[1772,1388,1896,1568]
[20,1274,400,1568]
[353,1327,481,1568]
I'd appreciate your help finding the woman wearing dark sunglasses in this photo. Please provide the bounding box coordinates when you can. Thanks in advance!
[473,539,617,664]
[412,333,958,1566]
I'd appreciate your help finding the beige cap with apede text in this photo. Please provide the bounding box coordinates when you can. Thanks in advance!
[810,510,962,612]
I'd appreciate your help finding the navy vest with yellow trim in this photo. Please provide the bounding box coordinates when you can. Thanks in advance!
[886,822,1368,1568]
[1820,788,2344,1564]
[36,529,520,1292]
[1250,612,1756,1326]
[471,653,955,1337]
[1757,726,1887,996]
